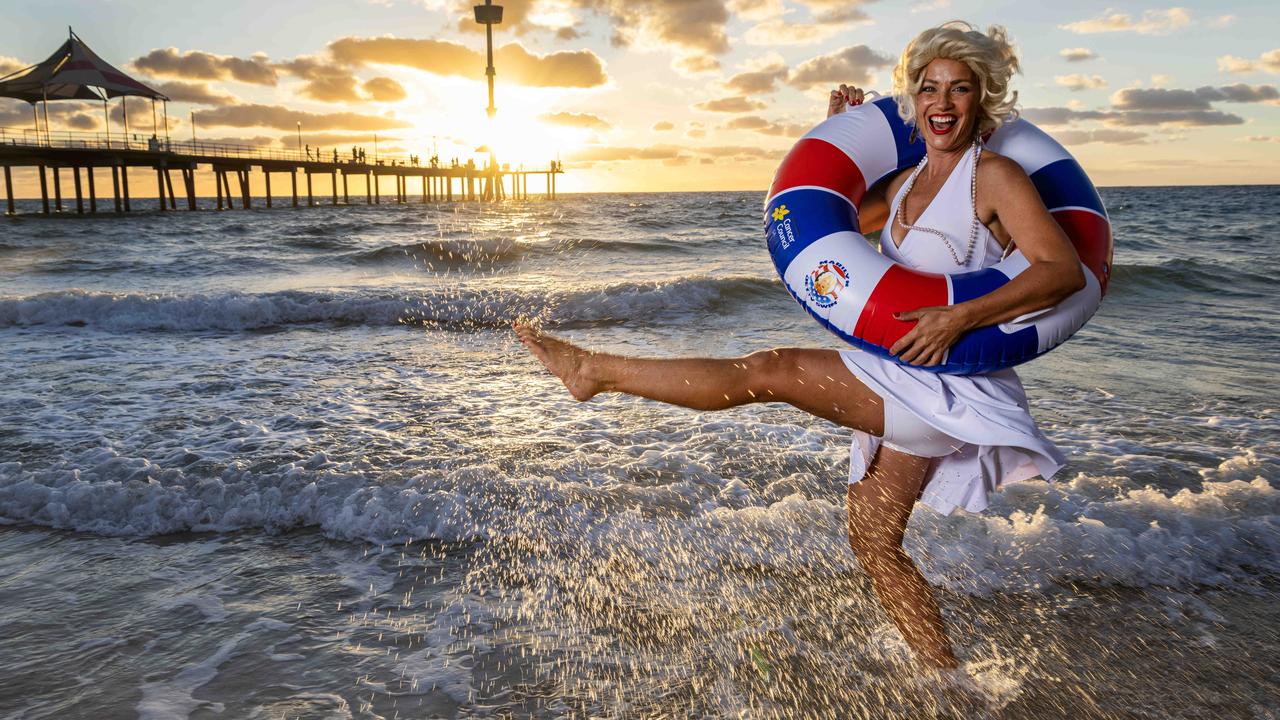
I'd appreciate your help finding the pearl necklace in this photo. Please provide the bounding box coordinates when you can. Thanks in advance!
[893,140,982,267]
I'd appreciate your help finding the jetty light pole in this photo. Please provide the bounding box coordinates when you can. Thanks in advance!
[474,0,503,118]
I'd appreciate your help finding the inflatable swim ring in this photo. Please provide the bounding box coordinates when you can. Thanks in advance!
[764,96,1112,375]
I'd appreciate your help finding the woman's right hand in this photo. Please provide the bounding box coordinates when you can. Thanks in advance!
[827,84,866,118]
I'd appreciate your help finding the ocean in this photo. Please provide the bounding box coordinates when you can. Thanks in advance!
[0,187,1277,718]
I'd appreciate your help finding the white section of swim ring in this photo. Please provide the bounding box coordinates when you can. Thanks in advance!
[984,119,1071,176]
[797,101,900,191]
[782,230,895,331]
[990,249,1101,350]
[1022,265,1101,352]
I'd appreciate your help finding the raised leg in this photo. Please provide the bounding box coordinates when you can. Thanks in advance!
[847,447,958,669]
[514,324,885,436]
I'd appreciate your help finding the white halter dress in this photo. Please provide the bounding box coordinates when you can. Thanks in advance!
[839,147,1065,515]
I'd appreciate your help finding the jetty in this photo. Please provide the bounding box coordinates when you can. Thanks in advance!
[1,20,563,216]
[0,129,563,215]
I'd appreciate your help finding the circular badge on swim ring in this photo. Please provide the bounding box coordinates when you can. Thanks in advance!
[805,260,849,308]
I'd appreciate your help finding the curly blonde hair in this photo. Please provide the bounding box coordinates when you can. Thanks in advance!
[892,21,1021,137]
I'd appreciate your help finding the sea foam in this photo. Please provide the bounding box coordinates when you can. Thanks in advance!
[0,276,779,332]
[0,447,1274,596]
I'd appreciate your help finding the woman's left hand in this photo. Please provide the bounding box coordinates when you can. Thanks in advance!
[889,305,972,367]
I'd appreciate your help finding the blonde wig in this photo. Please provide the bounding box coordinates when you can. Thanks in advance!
[892,21,1021,137]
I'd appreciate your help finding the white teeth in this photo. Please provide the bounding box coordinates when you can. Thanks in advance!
[928,116,956,131]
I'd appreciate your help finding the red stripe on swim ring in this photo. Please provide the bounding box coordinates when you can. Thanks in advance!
[769,138,867,208]
[1050,208,1113,294]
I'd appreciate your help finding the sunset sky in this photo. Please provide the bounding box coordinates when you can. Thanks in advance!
[2,0,1278,193]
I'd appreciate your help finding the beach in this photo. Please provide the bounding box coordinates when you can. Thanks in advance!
[1,187,1278,718]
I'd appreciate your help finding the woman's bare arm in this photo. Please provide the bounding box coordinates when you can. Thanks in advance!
[948,155,1085,325]
[889,155,1086,366]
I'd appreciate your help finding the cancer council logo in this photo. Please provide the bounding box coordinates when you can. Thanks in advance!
[806,260,850,308]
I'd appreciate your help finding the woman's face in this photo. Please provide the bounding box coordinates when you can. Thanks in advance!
[915,58,980,153]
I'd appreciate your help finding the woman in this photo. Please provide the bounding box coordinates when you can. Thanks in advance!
[515,21,1084,670]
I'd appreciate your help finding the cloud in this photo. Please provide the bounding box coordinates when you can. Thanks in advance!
[1103,109,1243,126]
[1197,83,1280,103]
[1217,49,1280,75]
[0,100,100,131]
[1054,129,1147,145]
[693,97,767,112]
[686,120,706,138]
[568,141,781,166]
[196,135,277,147]
[495,43,610,87]
[1110,84,1279,111]
[910,0,950,12]
[699,145,774,158]
[574,0,730,66]
[1056,74,1107,91]
[1061,7,1191,35]
[538,111,612,130]
[673,54,720,75]
[743,17,863,47]
[151,80,237,106]
[1240,135,1280,143]
[328,37,608,88]
[651,120,674,131]
[132,48,277,85]
[724,115,769,130]
[1208,14,1235,28]
[566,144,686,162]
[1111,87,1209,110]
[795,0,872,22]
[723,115,808,137]
[727,0,786,21]
[1060,48,1098,62]
[362,76,406,102]
[725,61,789,94]
[0,56,26,76]
[192,103,412,131]
[1023,105,1243,128]
[276,56,362,102]
[786,45,895,90]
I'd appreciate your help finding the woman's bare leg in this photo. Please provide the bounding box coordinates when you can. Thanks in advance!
[848,446,958,669]
[514,323,956,665]
[513,323,885,435]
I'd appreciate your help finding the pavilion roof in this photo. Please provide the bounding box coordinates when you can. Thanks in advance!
[0,29,167,104]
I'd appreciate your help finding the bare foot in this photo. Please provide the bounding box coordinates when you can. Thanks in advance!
[513,322,603,401]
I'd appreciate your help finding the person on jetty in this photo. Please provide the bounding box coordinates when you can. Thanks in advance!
[516,21,1085,670]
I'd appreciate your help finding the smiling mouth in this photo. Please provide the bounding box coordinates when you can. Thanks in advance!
[928,115,957,135]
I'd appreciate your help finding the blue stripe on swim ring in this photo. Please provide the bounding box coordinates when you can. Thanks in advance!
[872,98,925,174]
[765,188,859,273]
[1030,158,1105,216]
[944,267,1038,373]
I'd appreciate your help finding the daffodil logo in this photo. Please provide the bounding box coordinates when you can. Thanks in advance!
[771,205,790,222]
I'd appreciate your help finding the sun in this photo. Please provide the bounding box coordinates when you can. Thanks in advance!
[474,112,579,168]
